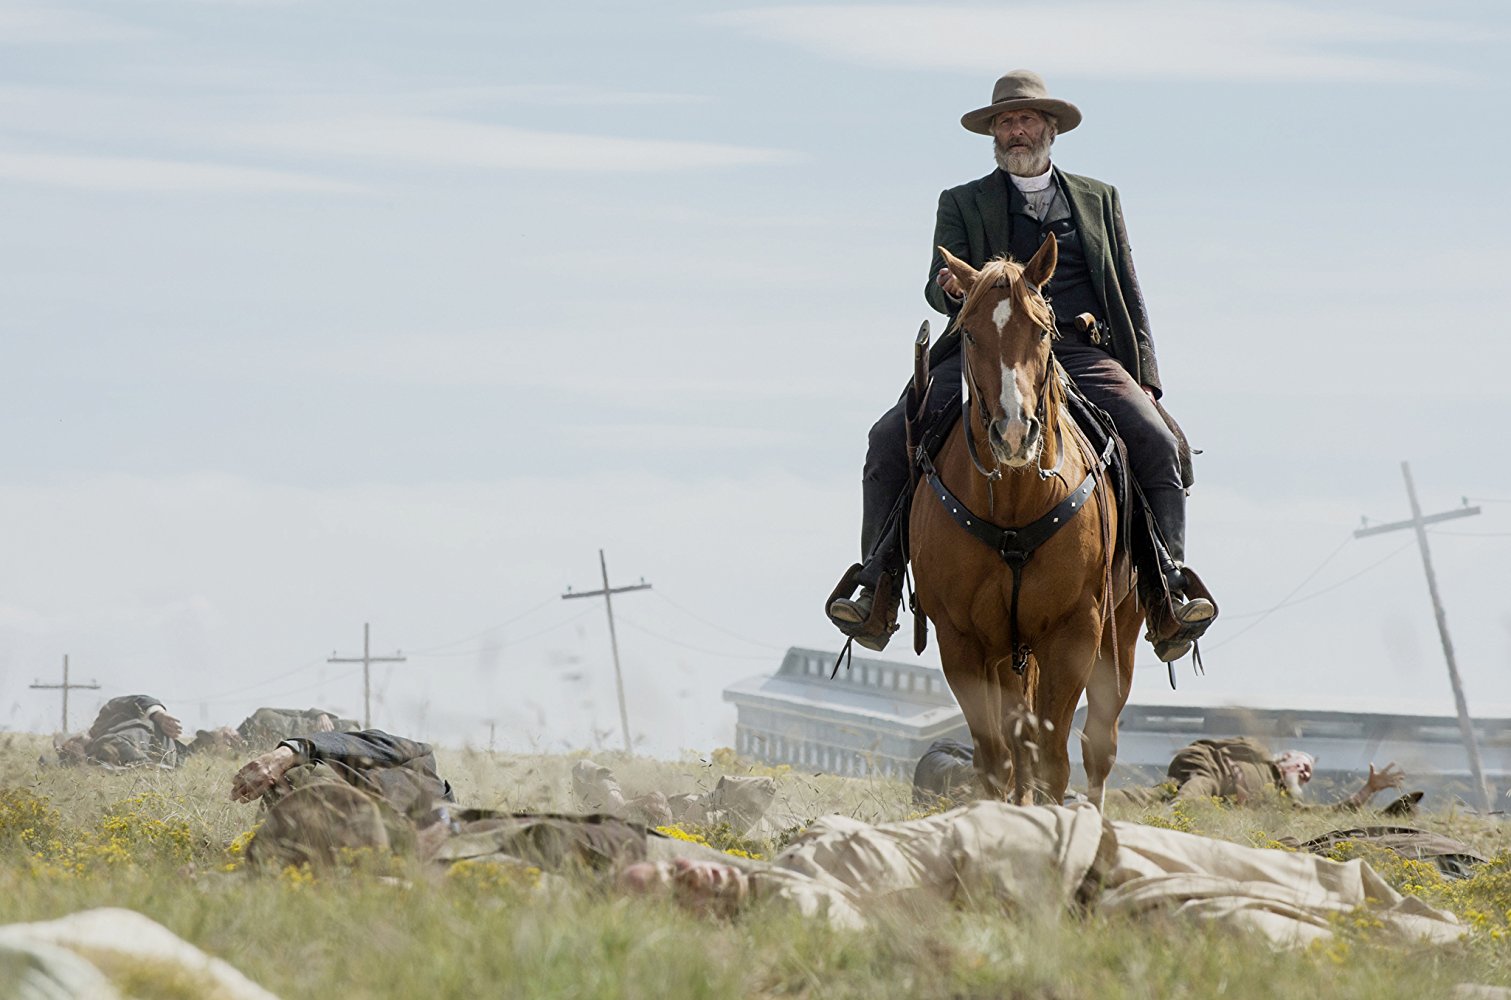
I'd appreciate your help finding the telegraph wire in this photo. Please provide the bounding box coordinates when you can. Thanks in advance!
[1205,539,1413,651]
[405,606,599,659]
[616,615,777,662]
[651,590,785,651]
[177,656,327,704]
[195,666,365,706]
[406,595,561,654]
[1220,533,1356,623]
[1428,529,1511,538]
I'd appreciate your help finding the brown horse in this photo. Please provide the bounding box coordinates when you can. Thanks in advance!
[910,235,1140,807]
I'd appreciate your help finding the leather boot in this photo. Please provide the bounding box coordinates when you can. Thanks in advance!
[1142,486,1218,661]
[826,568,901,652]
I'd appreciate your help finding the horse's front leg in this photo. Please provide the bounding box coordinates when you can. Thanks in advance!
[1026,616,1104,804]
[937,626,1010,800]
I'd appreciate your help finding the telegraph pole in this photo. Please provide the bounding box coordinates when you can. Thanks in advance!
[562,549,651,753]
[1356,462,1488,810]
[328,623,406,730]
[30,655,100,733]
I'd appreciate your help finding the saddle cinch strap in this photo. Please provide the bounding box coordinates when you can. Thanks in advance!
[919,434,1116,674]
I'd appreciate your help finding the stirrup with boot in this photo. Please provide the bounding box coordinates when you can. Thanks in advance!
[1144,563,1218,662]
[825,564,900,652]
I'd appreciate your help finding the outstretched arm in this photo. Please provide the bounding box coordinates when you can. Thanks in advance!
[227,730,435,803]
[1339,762,1405,810]
[230,746,298,802]
[283,729,436,771]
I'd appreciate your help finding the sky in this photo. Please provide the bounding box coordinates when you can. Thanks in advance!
[2,0,1509,760]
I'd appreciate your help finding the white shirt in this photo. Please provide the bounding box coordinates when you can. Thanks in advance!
[1009,162,1056,221]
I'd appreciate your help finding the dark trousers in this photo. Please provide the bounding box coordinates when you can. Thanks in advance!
[856,337,1183,589]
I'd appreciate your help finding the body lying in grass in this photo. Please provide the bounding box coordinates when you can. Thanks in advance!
[914,736,1415,812]
[227,730,1462,948]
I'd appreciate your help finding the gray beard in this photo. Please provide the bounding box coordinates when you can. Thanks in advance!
[994,135,1052,176]
[1281,772,1307,798]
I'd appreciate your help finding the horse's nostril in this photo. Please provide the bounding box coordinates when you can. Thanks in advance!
[1025,420,1041,445]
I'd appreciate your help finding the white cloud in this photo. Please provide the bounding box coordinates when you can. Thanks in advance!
[0,4,150,44]
[0,150,363,193]
[407,84,714,110]
[712,1,1485,82]
[231,115,799,172]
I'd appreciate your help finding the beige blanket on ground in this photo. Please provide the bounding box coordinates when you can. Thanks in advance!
[753,802,1463,947]
[0,908,281,1000]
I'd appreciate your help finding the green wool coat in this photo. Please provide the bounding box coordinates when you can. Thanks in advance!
[925,167,1162,397]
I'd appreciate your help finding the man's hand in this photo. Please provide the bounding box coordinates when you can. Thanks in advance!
[230,746,299,803]
[936,266,965,301]
[1140,385,1157,403]
[148,708,183,741]
[1363,762,1405,796]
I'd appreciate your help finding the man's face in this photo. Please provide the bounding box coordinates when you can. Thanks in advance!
[1274,751,1314,792]
[992,109,1053,176]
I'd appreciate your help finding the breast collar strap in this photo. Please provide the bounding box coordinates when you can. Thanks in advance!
[919,433,1115,674]
[922,434,1113,567]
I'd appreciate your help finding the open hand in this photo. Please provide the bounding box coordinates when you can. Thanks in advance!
[150,710,183,741]
[1364,762,1404,795]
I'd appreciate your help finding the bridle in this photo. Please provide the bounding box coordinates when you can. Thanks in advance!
[955,277,1065,490]
[925,272,1115,676]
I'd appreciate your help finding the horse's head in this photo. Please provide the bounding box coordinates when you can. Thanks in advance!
[940,235,1059,469]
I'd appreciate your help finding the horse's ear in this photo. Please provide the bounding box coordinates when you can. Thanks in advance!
[938,246,979,290]
[1024,232,1058,289]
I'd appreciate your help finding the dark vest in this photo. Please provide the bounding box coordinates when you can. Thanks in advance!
[1000,173,1103,340]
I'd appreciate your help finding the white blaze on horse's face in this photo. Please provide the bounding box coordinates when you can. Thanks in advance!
[991,361,1040,468]
[981,288,1043,468]
[991,296,1013,333]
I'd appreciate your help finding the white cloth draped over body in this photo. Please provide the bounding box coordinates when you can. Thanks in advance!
[749,802,1464,948]
[0,908,281,1000]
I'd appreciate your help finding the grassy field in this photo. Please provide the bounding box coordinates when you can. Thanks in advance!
[3,732,1510,1000]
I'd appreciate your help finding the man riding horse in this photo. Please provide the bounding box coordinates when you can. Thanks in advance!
[829,70,1217,663]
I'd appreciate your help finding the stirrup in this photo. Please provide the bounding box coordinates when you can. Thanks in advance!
[824,564,899,650]
[1144,565,1217,655]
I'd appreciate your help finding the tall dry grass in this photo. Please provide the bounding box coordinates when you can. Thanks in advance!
[2,732,1509,999]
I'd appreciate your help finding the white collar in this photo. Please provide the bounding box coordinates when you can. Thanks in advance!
[1009,163,1054,193]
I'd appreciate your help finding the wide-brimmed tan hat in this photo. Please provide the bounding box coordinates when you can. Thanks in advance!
[960,69,1081,135]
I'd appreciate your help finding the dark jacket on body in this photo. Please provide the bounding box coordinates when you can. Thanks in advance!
[281,729,455,820]
[83,694,182,767]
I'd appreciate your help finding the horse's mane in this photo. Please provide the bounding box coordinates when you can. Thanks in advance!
[953,255,1056,338]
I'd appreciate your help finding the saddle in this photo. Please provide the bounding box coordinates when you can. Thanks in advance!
[901,320,1197,666]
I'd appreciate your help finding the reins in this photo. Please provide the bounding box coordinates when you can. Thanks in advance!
[957,304,1066,497]
[931,275,1108,676]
